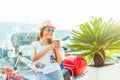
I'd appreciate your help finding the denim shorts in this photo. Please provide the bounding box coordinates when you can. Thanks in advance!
[36,70,64,80]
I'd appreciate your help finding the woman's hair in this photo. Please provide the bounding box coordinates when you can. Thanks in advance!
[36,36,40,41]
[38,27,53,44]
[36,27,46,41]
[40,27,46,38]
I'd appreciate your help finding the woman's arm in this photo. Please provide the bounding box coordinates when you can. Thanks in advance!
[31,46,51,62]
[54,41,63,64]
[54,48,62,64]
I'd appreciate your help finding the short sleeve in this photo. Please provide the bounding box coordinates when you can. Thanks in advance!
[31,41,37,48]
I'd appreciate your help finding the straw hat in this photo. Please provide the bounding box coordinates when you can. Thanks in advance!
[39,20,56,30]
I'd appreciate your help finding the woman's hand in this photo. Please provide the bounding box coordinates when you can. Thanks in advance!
[54,40,61,50]
[53,40,62,64]
[48,40,60,50]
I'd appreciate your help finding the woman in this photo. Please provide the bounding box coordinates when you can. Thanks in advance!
[31,20,64,80]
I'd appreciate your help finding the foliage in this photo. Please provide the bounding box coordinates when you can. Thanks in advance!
[67,17,120,66]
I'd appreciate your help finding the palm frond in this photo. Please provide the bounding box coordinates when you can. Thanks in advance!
[67,17,120,65]
[67,43,93,51]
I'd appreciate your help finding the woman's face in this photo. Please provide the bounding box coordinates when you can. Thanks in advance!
[42,27,54,39]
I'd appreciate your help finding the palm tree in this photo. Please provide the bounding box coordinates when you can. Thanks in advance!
[67,17,120,67]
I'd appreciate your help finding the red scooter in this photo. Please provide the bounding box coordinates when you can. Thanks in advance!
[0,66,27,80]
[63,56,87,80]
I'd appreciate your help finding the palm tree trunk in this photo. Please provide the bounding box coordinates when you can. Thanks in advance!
[93,50,105,67]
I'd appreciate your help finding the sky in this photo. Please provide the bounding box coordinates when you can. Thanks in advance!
[0,0,120,30]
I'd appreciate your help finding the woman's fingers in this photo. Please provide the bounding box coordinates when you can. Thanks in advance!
[55,42,61,48]
[49,41,60,49]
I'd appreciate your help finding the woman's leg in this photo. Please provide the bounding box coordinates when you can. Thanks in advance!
[48,70,64,80]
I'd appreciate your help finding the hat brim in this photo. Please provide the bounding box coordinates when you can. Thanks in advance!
[39,26,56,30]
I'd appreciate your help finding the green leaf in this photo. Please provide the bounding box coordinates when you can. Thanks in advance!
[67,17,120,66]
